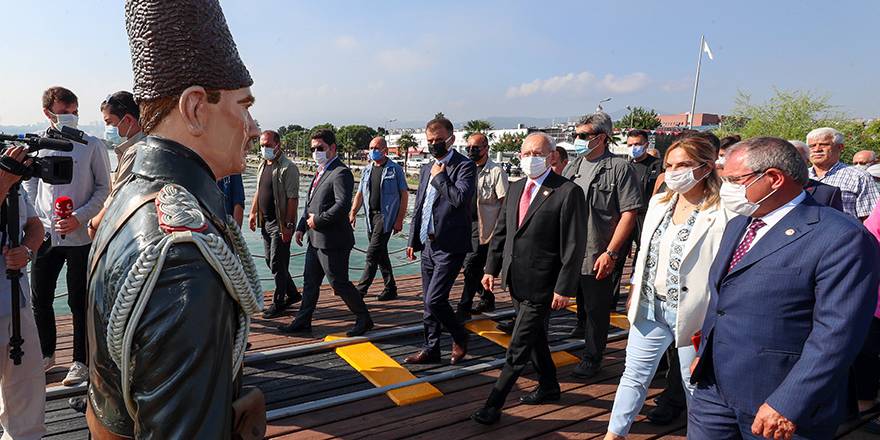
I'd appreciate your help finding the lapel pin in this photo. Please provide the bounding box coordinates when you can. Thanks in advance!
[543,190,549,196]
[785,228,795,236]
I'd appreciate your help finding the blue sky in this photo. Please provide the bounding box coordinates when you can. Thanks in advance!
[1,0,877,130]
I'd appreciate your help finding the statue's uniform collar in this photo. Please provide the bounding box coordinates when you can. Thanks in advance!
[132,136,226,220]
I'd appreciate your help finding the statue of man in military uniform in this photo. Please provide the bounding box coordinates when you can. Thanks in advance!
[86,0,265,438]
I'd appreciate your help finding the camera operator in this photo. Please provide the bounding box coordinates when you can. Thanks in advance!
[23,86,111,386]
[0,146,47,439]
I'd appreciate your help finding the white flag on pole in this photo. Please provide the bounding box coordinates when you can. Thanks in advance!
[703,39,714,60]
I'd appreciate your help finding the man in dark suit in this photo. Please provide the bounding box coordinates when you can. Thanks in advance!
[471,132,587,425]
[280,129,373,336]
[690,137,879,439]
[404,117,476,365]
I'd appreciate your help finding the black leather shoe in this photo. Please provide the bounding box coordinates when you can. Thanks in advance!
[572,359,601,379]
[262,303,288,319]
[496,320,515,335]
[567,324,585,339]
[455,308,472,322]
[278,319,312,334]
[472,296,495,314]
[471,406,501,425]
[377,289,398,301]
[68,397,87,414]
[519,386,561,405]
[346,316,374,337]
[646,403,684,425]
[864,415,880,434]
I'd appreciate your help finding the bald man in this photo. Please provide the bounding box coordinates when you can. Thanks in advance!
[350,137,409,301]
[853,150,878,170]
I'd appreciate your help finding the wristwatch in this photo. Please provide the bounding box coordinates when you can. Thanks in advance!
[605,250,619,260]
[26,247,34,262]
[285,222,295,230]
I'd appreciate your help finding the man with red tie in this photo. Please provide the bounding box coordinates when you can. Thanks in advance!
[471,132,587,425]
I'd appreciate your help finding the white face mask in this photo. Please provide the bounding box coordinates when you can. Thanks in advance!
[521,155,548,179]
[719,172,776,217]
[52,112,79,130]
[715,156,726,167]
[854,164,869,171]
[665,164,707,194]
[313,150,328,166]
[261,147,276,160]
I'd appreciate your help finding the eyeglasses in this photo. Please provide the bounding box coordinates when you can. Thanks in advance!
[573,132,601,141]
[721,170,764,185]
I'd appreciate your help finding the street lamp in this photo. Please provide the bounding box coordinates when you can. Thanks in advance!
[597,97,612,112]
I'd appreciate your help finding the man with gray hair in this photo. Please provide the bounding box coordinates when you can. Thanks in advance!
[690,137,879,439]
[471,132,586,424]
[562,112,643,379]
[806,127,879,220]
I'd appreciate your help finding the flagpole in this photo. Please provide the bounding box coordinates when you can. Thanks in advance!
[688,34,704,129]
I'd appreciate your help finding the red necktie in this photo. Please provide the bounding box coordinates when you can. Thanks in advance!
[310,169,323,197]
[727,219,766,271]
[518,181,536,227]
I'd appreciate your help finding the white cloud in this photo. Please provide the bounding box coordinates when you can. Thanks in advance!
[506,71,650,98]
[334,35,359,50]
[661,77,692,93]
[376,48,433,72]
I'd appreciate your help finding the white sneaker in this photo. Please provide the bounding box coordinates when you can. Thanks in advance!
[62,362,88,386]
[43,354,55,372]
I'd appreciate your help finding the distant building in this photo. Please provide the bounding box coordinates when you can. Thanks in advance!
[658,112,722,128]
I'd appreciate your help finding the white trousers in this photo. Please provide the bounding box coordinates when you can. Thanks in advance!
[0,307,46,440]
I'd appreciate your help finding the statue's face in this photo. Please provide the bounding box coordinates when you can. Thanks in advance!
[202,87,259,178]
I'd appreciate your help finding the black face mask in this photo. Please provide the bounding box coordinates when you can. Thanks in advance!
[428,140,449,158]
[467,147,484,161]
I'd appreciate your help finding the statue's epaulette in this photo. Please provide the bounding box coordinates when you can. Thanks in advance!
[155,184,208,234]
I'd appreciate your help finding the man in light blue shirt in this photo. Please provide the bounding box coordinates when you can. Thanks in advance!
[22,86,111,386]
[0,146,48,439]
[349,137,408,301]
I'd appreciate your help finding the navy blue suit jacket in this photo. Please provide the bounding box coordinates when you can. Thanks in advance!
[408,150,476,254]
[804,178,843,212]
[692,195,880,429]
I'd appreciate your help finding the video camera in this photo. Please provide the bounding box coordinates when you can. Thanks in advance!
[0,126,78,185]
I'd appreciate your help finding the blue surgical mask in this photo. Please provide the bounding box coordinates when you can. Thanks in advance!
[631,144,647,158]
[573,138,599,157]
[105,125,122,145]
[369,149,384,161]
[51,112,79,130]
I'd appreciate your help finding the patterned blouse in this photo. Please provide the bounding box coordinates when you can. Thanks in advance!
[641,194,701,318]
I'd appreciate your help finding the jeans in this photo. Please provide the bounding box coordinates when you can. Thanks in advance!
[608,299,697,436]
[261,219,298,306]
[30,241,90,363]
[356,212,396,294]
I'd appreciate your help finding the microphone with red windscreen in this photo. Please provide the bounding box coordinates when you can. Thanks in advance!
[54,196,74,239]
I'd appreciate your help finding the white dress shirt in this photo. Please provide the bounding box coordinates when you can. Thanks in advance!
[523,168,552,206]
[738,191,806,248]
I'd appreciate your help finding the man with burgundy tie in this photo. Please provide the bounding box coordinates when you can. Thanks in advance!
[690,137,880,439]
[471,132,586,425]
[280,129,373,336]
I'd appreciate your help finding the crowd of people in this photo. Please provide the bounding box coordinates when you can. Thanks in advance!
[1,1,879,439]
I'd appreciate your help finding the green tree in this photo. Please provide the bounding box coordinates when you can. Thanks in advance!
[464,119,495,139]
[336,125,377,163]
[719,89,833,140]
[397,132,418,169]
[376,126,388,137]
[614,107,661,130]
[492,132,527,154]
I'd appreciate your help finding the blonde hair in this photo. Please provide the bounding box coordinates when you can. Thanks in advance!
[658,136,721,209]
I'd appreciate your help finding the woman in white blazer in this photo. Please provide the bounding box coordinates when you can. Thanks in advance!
[605,136,732,439]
